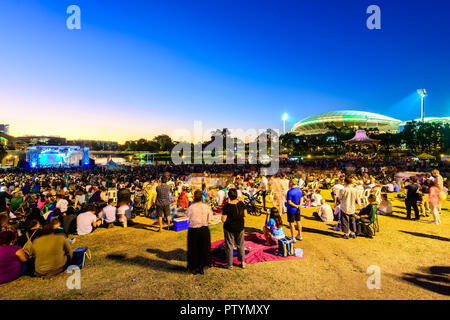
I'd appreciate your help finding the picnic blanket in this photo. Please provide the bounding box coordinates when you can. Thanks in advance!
[211,232,304,267]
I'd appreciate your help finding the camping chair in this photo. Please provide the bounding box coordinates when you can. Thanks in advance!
[356,188,364,207]
[361,204,379,238]
[373,188,381,203]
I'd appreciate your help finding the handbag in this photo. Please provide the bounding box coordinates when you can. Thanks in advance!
[23,229,38,256]
[70,247,91,269]
[439,191,447,202]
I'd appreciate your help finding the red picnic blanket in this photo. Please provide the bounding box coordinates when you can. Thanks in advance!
[211,232,304,267]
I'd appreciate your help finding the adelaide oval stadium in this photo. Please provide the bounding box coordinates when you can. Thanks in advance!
[290,110,403,135]
[290,110,450,136]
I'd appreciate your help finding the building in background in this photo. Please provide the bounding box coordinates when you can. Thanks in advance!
[0,124,9,135]
[290,110,402,136]
[15,136,67,147]
[66,139,119,151]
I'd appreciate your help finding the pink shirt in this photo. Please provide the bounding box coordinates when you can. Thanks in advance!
[429,186,441,207]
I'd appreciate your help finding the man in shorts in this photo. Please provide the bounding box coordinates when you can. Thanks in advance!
[156,176,172,232]
[286,180,304,241]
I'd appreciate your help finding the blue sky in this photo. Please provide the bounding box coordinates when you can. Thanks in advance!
[1,0,449,142]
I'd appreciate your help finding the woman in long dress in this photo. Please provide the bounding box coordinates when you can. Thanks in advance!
[186,190,213,274]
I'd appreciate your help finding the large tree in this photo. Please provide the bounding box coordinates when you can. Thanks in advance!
[153,134,175,152]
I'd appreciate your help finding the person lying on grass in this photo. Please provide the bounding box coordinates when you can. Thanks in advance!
[263,207,286,246]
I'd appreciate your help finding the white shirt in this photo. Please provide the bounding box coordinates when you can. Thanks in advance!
[261,177,269,191]
[56,199,68,213]
[117,205,132,222]
[318,203,334,222]
[385,184,394,192]
[311,193,323,207]
[379,200,392,215]
[186,202,213,228]
[99,205,117,223]
[332,184,344,195]
[281,179,290,195]
[77,211,97,235]
[339,185,359,215]
[216,189,226,205]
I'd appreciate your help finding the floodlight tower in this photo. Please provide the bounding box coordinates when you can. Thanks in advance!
[282,113,288,134]
[417,89,428,122]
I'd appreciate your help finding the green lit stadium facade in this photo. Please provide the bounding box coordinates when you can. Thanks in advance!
[290,110,403,136]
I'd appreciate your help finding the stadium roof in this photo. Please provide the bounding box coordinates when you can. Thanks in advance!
[291,110,402,135]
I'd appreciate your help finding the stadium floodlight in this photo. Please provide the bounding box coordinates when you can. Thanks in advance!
[417,89,428,122]
[282,113,288,134]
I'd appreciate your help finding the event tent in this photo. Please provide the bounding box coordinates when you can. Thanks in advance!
[417,153,435,160]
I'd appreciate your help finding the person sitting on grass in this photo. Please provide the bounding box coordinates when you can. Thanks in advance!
[177,187,190,209]
[356,194,377,237]
[99,199,117,228]
[0,230,28,284]
[332,200,342,231]
[313,198,334,223]
[310,189,322,207]
[377,193,392,216]
[31,222,73,278]
[117,200,133,228]
[76,205,102,235]
[0,213,10,232]
[263,207,286,246]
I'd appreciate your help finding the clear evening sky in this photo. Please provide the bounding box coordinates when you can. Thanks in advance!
[1,0,449,143]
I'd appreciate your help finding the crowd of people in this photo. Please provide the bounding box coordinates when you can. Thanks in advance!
[0,159,448,281]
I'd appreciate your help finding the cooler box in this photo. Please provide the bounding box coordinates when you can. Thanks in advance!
[277,237,295,257]
[173,217,190,231]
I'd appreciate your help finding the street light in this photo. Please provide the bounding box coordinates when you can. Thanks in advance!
[282,113,288,134]
[417,89,428,122]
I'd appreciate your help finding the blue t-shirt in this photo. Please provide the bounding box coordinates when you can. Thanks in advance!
[393,184,400,192]
[286,187,303,214]
[267,218,285,238]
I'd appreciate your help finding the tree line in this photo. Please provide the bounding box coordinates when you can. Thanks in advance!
[279,121,450,156]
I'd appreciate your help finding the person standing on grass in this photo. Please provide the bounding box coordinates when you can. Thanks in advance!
[186,190,213,275]
[428,180,442,225]
[156,176,172,232]
[404,176,420,220]
[339,177,359,239]
[259,175,269,211]
[431,169,444,214]
[286,180,304,242]
[221,188,247,269]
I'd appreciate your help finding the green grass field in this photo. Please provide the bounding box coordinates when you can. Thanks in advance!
[1,190,449,300]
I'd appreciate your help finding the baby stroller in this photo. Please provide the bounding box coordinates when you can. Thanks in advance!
[133,189,146,216]
[242,191,263,216]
